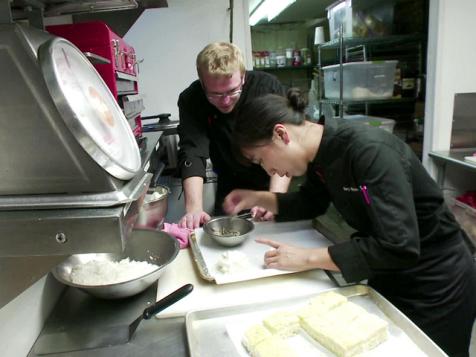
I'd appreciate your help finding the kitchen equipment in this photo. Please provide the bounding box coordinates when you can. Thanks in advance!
[156,248,333,319]
[314,26,325,45]
[450,93,476,149]
[47,21,145,140]
[142,113,180,173]
[323,60,398,99]
[52,229,179,299]
[327,0,394,40]
[190,220,332,284]
[127,283,193,340]
[34,283,193,355]
[0,22,159,308]
[203,216,254,247]
[341,114,396,133]
[186,285,447,357]
[0,23,153,256]
[135,184,170,229]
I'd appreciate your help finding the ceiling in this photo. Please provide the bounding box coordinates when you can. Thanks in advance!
[8,0,168,36]
[249,0,336,25]
[9,0,167,17]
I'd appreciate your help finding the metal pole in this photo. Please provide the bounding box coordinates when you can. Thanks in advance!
[339,23,344,119]
[229,0,234,43]
[317,44,322,117]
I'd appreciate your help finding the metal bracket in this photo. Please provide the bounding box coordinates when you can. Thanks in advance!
[26,6,45,30]
[0,0,13,24]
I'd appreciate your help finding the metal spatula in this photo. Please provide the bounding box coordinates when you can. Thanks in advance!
[128,283,193,339]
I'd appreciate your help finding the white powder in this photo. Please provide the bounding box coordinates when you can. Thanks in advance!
[70,258,158,286]
[216,251,252,274]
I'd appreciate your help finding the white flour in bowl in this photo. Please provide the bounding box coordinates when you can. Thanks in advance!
[70,258,158,286]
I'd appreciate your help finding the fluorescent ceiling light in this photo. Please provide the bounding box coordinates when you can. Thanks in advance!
[249,1,269,26]
[249,0,296,26]
[267,0,296,21]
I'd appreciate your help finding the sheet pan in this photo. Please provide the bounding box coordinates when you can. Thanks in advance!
[189,220,332,284]
[186,285,447,357]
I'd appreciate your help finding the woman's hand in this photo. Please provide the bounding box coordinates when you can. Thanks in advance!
[223,190,278,216]
[250,206,274,221]
[223,189,259,215]
[256,238,314,271]
[256,238,339,272]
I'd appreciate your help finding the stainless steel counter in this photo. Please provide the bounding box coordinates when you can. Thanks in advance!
[429,148,476,186]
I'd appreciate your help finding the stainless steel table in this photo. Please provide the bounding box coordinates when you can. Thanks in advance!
[429,148,476,186]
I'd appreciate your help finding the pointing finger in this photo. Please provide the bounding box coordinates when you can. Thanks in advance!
[255,238,281,248]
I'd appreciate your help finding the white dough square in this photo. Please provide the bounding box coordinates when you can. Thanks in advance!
[262,310,300,337]
[301,301,388,357]
[252,335,298,357]
[242,323,272,352]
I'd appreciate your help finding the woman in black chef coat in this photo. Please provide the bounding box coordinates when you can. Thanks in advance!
[223,88,476,357]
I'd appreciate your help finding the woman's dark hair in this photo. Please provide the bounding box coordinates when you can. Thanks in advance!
[232,88,308,164]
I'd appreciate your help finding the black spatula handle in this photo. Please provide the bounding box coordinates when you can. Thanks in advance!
[142,283,194,319]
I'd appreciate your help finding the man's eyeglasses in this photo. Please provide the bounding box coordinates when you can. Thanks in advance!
[206,88,242,101]
[204,78,244,101]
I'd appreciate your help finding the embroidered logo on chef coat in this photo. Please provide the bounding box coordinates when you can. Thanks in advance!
[342,186,359,192]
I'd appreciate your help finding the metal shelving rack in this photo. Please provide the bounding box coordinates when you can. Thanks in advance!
[253,63,316,93]
[316,31,425,118]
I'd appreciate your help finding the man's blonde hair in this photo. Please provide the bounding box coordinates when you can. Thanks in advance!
[196,42,245,79]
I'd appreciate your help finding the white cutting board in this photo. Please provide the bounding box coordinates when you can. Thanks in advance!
[194,220,332,284]
[156,221,335,318]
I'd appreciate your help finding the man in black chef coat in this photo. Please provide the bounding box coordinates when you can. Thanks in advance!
[176,42,291,229]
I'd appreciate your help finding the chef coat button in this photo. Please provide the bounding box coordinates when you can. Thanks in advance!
[184,160,192,167]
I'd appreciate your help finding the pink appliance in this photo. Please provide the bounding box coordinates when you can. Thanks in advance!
[47,21,144,139]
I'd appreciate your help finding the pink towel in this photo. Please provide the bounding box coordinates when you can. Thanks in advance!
[162,223,191,249]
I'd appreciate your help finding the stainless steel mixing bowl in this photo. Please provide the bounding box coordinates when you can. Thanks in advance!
[135,184,170,229]
[51,229,179,299]
[203,216,254,247]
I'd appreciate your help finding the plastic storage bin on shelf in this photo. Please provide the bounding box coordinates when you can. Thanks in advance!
[341,114,396,133]
[327,0,394,40]
[323,60,397,100]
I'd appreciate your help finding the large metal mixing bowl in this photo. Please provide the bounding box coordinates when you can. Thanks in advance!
[51,229,179,299]
[203,216,254,247]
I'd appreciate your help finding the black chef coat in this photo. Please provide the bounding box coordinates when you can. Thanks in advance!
[177,71,285,209]
[276,117,476,356]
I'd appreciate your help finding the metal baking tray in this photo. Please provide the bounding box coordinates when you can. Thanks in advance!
[189,231,214,281]
[189,220,334,284]
[186,285,447,357]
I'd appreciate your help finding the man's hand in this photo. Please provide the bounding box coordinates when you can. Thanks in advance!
[178,211,211,229]
[180,176,208,229]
